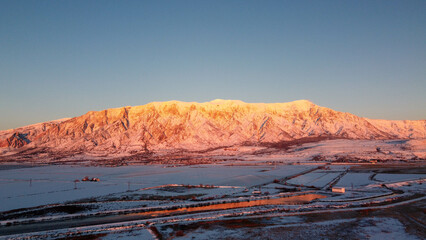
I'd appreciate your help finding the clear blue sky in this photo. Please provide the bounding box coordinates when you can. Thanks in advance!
[1,0,425,130]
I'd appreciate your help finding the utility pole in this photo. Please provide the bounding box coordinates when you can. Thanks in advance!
[74,180,80,189]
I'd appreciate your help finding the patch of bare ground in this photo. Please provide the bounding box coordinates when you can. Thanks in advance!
[260,136,340,150]
[104,154,228,166]
[55,233,108,240]
[384,199,426,238]
[0,205,96,221]
[149,225,163,240]
[159,217,364,239]
[252,220,362,240]
[0,164,40,171]
[160,219,269,239]
[350,164,426,174]
[158,199,425,239]
[72,192,204,203]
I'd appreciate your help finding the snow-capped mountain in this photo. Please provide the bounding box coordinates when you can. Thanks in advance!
[0,100,425,160]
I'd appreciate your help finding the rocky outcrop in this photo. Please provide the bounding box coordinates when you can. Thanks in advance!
[0,132,31,148]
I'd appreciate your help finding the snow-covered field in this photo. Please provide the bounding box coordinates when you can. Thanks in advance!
[375,174,425,182]
[287,171,340,188]
[286,166,348,188]
[240,139,426,163]
[0,164,311,211]
[335,173,375,188]
[0,162,425,240]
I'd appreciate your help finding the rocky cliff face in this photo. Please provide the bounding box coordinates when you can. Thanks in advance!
[1,100,425,158]
[0,133,31,148]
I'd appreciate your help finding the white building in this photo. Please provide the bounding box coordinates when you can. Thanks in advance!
[332,187,345,193]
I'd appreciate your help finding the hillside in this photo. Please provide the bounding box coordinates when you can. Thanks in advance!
[0,100,425,162]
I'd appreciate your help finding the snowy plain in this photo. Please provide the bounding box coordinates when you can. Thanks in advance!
[0,164,311,211]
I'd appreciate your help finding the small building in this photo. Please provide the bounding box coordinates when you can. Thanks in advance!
[252,190,261,195]
[332,187,345,193]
